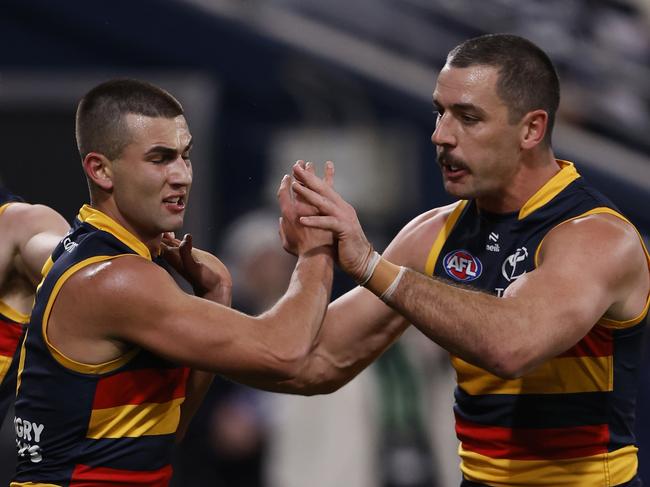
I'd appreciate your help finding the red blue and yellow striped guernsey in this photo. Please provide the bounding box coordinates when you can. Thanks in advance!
[12,205,189,487]
[426,161,649,486]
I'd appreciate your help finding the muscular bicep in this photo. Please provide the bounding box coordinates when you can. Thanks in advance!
[64,257,295,381]
[502,214,647,364]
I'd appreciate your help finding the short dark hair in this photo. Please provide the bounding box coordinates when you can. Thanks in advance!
[75,79,184,160]
[447,34,560,144]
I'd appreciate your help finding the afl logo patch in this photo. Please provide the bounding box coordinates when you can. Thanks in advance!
[443,250,483,282]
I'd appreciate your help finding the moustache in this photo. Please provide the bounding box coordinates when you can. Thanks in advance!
[437,151,469,170]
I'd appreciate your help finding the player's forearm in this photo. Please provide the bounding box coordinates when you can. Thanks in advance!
[257,246,334,370]
[287,319,409,394]
[383,268,532,378]
[237,292,409,395]
[289,300,408,394]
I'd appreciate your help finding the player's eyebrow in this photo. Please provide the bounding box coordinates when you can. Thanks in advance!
[145,138,193,158]
[145,146,178,158]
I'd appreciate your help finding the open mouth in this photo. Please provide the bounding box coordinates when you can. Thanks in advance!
[441,163,469,179]
[163,195,186,212]
[438,152,469,179]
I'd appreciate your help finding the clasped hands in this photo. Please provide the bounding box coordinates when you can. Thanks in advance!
[278,160,374,282]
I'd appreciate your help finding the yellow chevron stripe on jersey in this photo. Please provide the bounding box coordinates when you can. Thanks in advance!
[0,202,13,216]
[425,200,468,276]
[78,205,152,259]
[40,256,54,281]
[460,444,637,486]
[11,482,62,487]
[15,329,27,394]
[453,355,613,395]
[0,300,29,324]
[518,160,580,220]
[87,397,184,439]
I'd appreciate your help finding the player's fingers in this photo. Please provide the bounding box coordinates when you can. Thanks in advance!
[179,234,198,269]
[278,217,297,256]
[299,215,341,232]
[324,161,335,188]
[294,188,320,216]
[277,174,294,211]
[162,232,181,247]
[277,173,290,198]
[160,243,183,270]
[278,217,287,245]
[292,162,321,187]
[293,163,339,203]
[294,200,320,217]
[160,242,175,257]
[291,181,337,215]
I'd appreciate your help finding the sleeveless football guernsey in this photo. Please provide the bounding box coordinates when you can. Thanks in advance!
[12,205,189,487]
[425,161,649,486]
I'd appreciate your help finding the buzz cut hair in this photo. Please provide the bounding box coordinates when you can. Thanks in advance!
[75,79,184,161]
[447,33,560,144]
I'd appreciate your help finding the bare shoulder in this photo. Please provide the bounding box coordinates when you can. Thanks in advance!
[55,254,186,337]
[3,202,62,222]
[69,254,176,305]
[540,212,646,266]
[539,212,648,320]
[384,201,463,270]
[2,202,68,235]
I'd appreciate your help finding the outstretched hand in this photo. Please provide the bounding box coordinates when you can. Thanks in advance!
[161,233,232,306]
[290,161,374,282]
[277,161,334,256]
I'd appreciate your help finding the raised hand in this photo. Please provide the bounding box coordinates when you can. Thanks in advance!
[290,161,374,283]
[277,161,334,256]
[161,233,232,306]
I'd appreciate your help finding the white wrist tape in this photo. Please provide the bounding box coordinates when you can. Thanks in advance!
[380,266,406,302]
[357,251,381,286]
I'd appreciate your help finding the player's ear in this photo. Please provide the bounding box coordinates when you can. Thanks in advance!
[520,109,548,150]
[83,152,114,191]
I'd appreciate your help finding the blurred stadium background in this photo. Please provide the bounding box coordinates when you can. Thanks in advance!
[1,0,649,485]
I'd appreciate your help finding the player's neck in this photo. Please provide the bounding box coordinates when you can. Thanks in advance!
[477,151,560,214]
[88,200,162,256]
